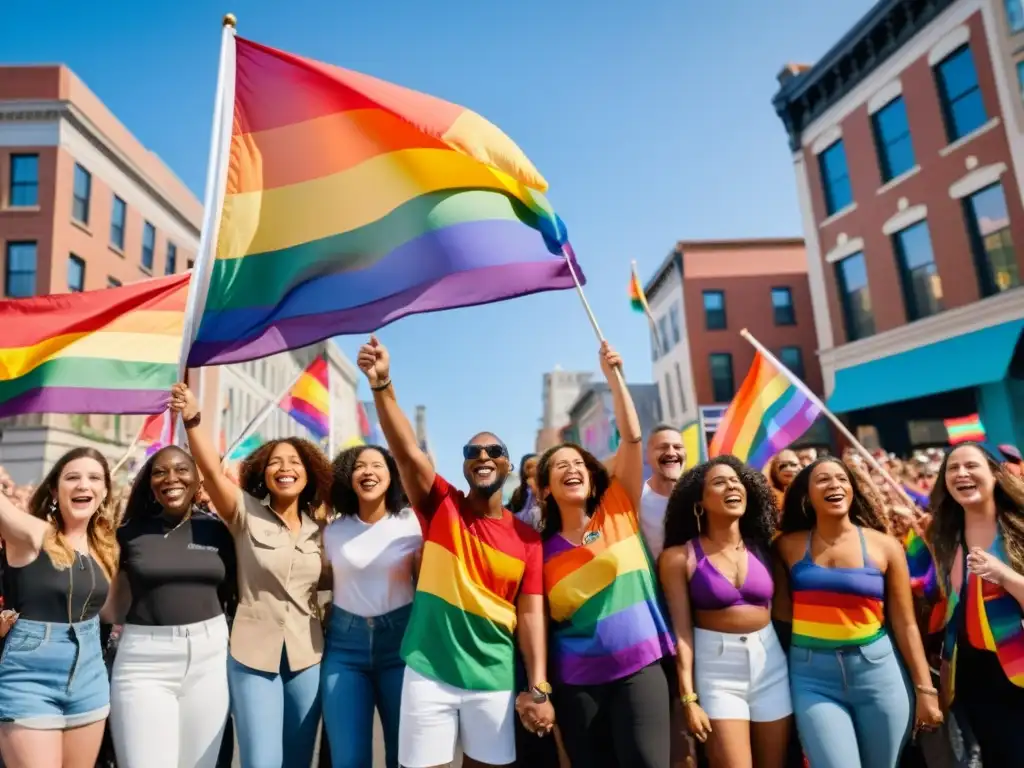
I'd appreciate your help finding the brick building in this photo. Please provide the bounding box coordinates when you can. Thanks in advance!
[773,0,1024,453]
[643,238,829,445]
[0,65,360,482]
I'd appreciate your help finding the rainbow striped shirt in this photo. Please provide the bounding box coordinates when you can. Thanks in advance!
[543,480,674,686]
[790,529,886,650]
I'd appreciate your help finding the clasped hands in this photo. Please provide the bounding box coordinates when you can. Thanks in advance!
[515,692,555,737]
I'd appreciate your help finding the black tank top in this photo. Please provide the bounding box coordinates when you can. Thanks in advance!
[1,548,108,623]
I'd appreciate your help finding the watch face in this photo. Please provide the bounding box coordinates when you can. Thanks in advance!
[531,691,548,703]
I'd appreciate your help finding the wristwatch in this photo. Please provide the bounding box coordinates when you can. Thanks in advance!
[531,681,553,703]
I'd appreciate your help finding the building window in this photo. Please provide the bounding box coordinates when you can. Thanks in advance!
[771,287,796,325]
[108,277,122,288]
[779,346,805,380]
[835,253,875,341]
[9,154,39,207]
[709,353,735,403]
[935,45,987,142]
[872,97,915,181]
[67,255,85,292]
[669,303,682,345]
[650,327,660,362]
[818,139,853,215]
[166,242,177,275]
[110,196,126,250]
[664,373,676,421]
[674,362,687,412]
[5,242,37,298]
[703,290,726,330]
[142,221,155,270]
[73,163,91,224]
[964,183,1020,296]
[658,315,671,354]
[186,258,195,270]
[893,221,944,321]
[1006,0,1024,33]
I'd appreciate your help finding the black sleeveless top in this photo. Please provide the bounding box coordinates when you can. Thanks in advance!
[1,548,108,623]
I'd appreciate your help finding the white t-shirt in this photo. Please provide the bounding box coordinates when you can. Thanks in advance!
[639,482,670,561]
[323,508,424,618]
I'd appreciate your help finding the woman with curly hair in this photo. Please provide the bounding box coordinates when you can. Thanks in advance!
[103,446,236,768]
[0,447,119,768]
[924,442,1024,764]
[659,455,791,767]
[774,457,941,767]
[171,383,333,768]
[320,444,422,768]
[536,342,675,768]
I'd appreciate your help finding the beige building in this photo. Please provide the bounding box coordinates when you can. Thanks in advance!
[0,64,360,483]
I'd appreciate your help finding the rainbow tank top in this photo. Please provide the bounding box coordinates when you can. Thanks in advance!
[790,527,886,650]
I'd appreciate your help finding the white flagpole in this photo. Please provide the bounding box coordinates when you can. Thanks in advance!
[221,362,307,466]
[561,245,627,389]
[739,328,917,513]
[174,14,238,446]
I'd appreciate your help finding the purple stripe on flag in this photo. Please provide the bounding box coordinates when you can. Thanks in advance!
[0,387,168,419]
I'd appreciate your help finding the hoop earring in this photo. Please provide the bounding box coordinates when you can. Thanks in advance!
[693,503,704,533]
[802,498,813,517]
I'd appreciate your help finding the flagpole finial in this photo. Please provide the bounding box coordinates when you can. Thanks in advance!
[222,13,237,28]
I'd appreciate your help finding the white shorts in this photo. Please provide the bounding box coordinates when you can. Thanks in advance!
[398,666,516,767]
[693,624,792,722]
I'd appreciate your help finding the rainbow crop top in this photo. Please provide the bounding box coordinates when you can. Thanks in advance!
[790,527,886,650]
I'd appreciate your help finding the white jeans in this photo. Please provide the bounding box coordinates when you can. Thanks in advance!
[109,616,230,768]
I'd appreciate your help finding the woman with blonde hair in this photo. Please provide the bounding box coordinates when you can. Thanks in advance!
[0,447,119,768]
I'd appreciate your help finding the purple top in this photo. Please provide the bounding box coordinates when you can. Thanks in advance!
[688,537,773,611]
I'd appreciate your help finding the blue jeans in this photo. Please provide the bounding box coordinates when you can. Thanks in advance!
[321,604,410,768]
[228,649,321,768]
[789,633,912,768]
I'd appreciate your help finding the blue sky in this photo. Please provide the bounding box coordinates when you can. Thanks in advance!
[5,0,876,484]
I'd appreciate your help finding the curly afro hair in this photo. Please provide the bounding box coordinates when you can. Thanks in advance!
[330,444,406,517]
[238,437,333,523]
[780,456,889,535]
[664,455,777,552]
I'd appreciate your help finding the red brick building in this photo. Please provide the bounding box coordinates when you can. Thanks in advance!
[773,0,1024,454]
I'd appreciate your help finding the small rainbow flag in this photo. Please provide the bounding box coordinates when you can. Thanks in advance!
[681,419,708,470]
[904,528,940,601]
[140,410,175,456]
[629,265,649,314]
[944,413,985,445]
[0,273,190,417]
[281,356,330,439]
[186,36,579,366]
[227,432,264,462]
[709,351,820,468]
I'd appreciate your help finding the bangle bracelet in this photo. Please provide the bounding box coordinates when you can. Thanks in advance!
[371,379,392,392]
[915,684,938,696]
[680,693,698,705]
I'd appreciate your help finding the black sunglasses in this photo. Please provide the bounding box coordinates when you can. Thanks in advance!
[463,444,507,461]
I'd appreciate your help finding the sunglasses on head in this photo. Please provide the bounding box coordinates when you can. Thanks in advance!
[463,444,506,461]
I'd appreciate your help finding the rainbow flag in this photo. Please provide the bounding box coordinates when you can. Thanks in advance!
[227,432,263,462]
[629,265,650,314]
[944,413,985,444]
[904,528,940,602]
[187,37,579,366]
[140,410,176,456]
[0,273,190,417]
[681,418,707,470]
[709,351,820,467]
[280,356,330,439]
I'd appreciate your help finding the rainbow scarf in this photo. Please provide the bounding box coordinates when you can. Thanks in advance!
[912,529,1024,701]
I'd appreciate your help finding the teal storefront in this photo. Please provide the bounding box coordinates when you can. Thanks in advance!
[826,318,1024,453]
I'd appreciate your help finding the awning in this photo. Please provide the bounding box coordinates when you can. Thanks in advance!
[827,318,1024,413]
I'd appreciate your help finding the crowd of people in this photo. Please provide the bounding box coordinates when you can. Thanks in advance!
[0,336,1022,768]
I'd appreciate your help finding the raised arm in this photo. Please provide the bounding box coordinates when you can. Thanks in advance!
[356,337,435,510]
[0,483,47,559]
[169,383,240,526]
[603,342,643,509]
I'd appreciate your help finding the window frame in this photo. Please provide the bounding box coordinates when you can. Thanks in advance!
[834,252,875,342]
[67,254,86,293]
[892,220,944,322]
[110,195,127,250]
[779,345,806,380]
[5,241,38,298]
[818,139,853,215]
[708,352,735,403]
[771,286,796,326]
[165,242,178,275]
[703,290,727,331]
[72,163,92,224]
[107,277,122,289]
[1006,0,1024,33]
[963,182,1020,297]
[9,153,39,207]
[141,221,156,271]
[934,45,987,143]
[871,96,916,182]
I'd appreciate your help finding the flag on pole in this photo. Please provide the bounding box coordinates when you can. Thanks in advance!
[629,261,662,353]
[227,432,263,462]
[281,356,330,439]
[944,413,985,445]
[681,418,707,470]
[709,351,821,467]
[140,409,176,456]
[0,273,190,417]
[185,36,580,367]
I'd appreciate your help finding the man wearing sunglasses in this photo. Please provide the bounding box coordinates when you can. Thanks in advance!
[357,336,551,768]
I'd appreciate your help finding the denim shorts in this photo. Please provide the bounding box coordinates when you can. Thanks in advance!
[0,616,110,729]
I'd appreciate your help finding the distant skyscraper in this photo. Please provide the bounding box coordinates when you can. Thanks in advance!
[536,367,593,452]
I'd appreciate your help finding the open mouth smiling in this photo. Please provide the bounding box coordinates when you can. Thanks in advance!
[358,477,379,491]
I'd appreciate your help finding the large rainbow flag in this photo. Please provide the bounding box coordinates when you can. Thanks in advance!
[280,355,330,439]
[0,274,190,417]
[187,36,580,366]
[708,351,820,467]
